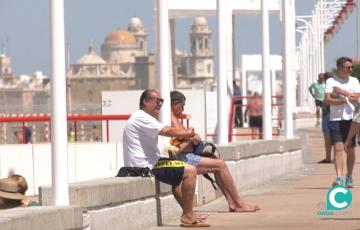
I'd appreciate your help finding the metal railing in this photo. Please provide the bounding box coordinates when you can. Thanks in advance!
[0,113,190,144]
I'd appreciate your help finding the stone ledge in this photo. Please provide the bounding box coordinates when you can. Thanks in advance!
[40,177,173,209]
[0,206,83,230]
[218,137,301,161]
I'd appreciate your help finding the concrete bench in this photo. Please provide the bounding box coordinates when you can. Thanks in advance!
[35,137,303,230]
[0,206,83,230]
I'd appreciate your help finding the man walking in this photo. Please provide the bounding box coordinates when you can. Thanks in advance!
[309,73,325,127]
[325,57,360,187]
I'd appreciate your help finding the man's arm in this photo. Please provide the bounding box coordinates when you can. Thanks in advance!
[308,85,314,98]
[324,92,346,105]
[160,126,194,139]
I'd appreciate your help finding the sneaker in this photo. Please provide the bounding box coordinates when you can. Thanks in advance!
[345,176,354,188]
[332,177,343,187]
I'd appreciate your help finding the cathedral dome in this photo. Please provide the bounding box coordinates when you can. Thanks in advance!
[194,17,208,26]
[77,45,106,64]
[104,29,136,45]
[129,17,143,28]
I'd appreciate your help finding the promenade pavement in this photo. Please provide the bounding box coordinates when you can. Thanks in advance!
[151,127,360,230]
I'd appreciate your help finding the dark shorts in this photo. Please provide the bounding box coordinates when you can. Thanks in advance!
[249,116,262,128]
[152,159,184,186]
[315,99,323,107]
[322,115,330,133]
[328,120,355,146]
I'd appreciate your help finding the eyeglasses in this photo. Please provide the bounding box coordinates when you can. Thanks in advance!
[147,96,164,104]
[343,65,353,70]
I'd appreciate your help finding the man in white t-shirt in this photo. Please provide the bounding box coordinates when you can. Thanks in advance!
[123,89,210,227]
[325,57,360,188]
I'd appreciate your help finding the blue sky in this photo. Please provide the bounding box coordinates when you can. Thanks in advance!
[0,0,357,76]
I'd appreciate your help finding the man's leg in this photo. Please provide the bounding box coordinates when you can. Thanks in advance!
[333,142,344,180]
[180,164,199,223]
[171,185,183,209]
[346,146,355,177]
[324,132,332,162]
[315,105,320,126]
[197,157,258,212]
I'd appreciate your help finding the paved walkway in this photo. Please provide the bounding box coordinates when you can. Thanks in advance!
[151,128,360,229]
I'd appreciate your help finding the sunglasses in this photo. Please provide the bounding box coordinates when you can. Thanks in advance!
[147,97,164,104]
[343,65,353,70]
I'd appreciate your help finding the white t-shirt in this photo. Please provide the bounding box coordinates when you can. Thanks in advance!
[325,75,360,121]
[123,110,166,168]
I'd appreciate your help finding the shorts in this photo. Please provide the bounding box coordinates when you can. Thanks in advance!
[315,99,323,107]
[328,120,355,146]
[322,115,330,133]
[178,153,201,167]
[151,159,184,186]
[249,116,262,128]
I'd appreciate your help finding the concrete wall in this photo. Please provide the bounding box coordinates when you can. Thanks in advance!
[0,143,123,195]
[32,137,302,230]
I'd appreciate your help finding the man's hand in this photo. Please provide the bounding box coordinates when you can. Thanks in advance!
[187,127,195,138]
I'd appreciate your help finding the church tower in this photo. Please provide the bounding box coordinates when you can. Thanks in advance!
[128,17,148,56]
[189,17,213,80]
[0,54,12,78]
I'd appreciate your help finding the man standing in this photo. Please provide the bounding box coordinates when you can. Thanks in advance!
[325,57,360,187]
[244,92,263,139]
[233,80,243,127]
[123,89,209,227]
[309,73,325,127]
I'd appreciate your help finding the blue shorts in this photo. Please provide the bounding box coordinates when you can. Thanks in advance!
[178,153,201,167]
[322,115,330,133]
[152,159,184,186]
[328,120,355,146]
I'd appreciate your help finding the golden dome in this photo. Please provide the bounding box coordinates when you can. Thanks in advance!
[104,29,136,45]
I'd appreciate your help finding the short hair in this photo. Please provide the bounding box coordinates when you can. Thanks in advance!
[170,90,186,105]
[139,89,158,109]
[323,72,334,81]
[336,57,352,69]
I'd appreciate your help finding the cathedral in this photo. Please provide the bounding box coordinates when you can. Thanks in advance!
[67,16,214,113]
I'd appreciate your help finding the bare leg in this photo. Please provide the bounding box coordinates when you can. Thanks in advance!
[172,184,208,221]
[180,164,206,224]
[333,142,344,178]
[316,106,320,124]
[345,122,360,153]
[197,158,258,212]
[172,185,183,209]
[346,147,355,177]
[324,132,332,161]
[214,173,235,209]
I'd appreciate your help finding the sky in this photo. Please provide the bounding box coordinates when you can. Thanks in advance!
[0,0,358,76]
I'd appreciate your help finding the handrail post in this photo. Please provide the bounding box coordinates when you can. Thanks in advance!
[106,120,109,143]
[22,122,25,144]
[74,121,77,142]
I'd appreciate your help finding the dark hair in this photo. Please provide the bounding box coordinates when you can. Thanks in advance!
[170,90,186,105]
[323,72,334,81]
[139,89,157,109]
[336,57,352,69]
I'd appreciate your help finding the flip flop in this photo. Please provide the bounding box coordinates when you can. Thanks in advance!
[197,213,209,221]
[180,219,210,227]
[318,159,332,164]
[229,207,257,212]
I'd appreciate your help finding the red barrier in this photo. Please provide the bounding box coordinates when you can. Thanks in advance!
[0,113,190,144]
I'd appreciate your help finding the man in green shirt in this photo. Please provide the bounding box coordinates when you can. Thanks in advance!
[309,73,325,126]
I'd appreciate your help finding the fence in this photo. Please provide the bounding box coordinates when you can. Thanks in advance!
[0,113,190,144]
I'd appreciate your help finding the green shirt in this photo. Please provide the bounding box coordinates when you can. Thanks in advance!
[309,81,325,101]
